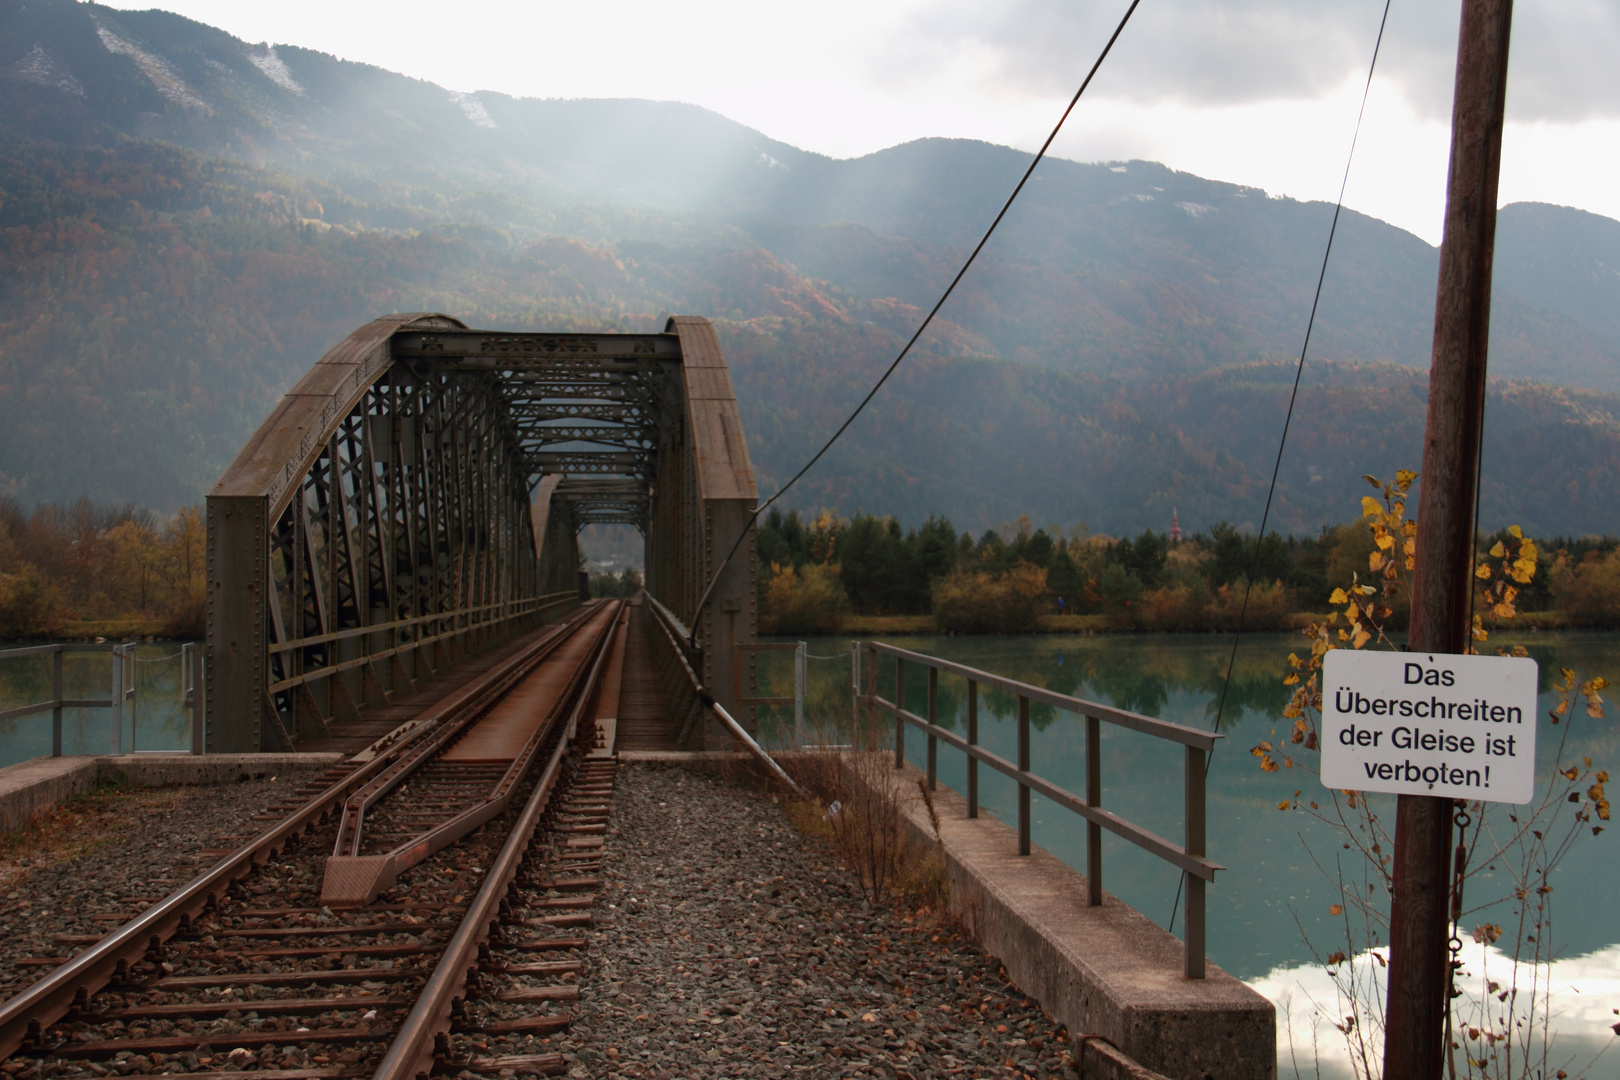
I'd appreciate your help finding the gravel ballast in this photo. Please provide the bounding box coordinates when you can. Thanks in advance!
[0,764,1080,1078]
[572,764,1078,1079]
[0,773,322,996]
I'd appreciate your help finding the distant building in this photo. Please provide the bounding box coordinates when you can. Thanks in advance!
[1170,508,1182,544]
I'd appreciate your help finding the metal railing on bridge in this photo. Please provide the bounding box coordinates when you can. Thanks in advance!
[0,642,204,755]
[266,592,580,695]
[855,640,1222,979]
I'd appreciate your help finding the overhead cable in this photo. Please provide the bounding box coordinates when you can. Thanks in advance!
[1168,0,1396,937]
[690,0,1146,625]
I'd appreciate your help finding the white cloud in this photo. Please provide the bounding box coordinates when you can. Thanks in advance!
[884,0,1620,125]
[96,0,1620,243]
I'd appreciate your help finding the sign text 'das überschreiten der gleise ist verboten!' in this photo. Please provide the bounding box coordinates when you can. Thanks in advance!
[1321,650,1537,804]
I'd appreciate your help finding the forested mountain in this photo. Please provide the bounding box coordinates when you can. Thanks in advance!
[3,0,1619,536]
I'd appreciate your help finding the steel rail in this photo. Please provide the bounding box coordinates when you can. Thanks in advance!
[322,603,621,905]
[371,592,623,1080]
[329,603,604,859]
[0,614,592,1061]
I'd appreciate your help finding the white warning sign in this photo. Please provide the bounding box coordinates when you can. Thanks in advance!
[1320,650,1538,804]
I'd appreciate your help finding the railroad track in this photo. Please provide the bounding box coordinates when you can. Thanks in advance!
[0,599,631,1080]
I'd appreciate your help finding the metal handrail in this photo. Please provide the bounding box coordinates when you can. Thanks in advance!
[0,642,201,756]
[644,594,692,650]
[265,592,579,695]
[266,592,577,654]
[857,640,1221,979]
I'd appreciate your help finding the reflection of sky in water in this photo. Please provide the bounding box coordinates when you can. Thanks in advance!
[763,630,1620,1071]
[0,643,194,766]
[1252,941,1620,1080]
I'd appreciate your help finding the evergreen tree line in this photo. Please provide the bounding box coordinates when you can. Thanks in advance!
[755,507,1620,634]
[2,495,1616,640]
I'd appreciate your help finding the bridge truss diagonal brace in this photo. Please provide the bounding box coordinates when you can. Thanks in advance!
[206,314,549,753]
[205,312,763,755]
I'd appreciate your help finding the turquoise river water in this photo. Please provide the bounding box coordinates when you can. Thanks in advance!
[758,630,1620,1080]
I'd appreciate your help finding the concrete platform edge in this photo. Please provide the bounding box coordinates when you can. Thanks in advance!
[860,758,1276,1080]
[617,751,751,763]
[0,753,346,834]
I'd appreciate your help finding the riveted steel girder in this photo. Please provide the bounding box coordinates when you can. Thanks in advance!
[206,314,759,753]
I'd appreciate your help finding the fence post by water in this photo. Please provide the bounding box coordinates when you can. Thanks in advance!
[50,649,64,758]
[110,645,131,755]
[1,642,203,760]
[860,640,1222,978]
[1185,744,1207,978]
[794,642,806,744]
[966,678,978,818]
[183,642,204,754]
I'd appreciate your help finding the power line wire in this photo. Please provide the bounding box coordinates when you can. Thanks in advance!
[1168,0,1395,936]
[689,0,1145,625]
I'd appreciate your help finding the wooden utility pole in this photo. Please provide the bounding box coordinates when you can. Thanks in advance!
[1384,2,1514,1079]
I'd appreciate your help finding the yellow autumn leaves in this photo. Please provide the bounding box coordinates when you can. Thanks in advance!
[1259,468,1567,802]
[1471,525,1538,642]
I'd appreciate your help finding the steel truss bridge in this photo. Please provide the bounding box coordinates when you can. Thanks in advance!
[205,314,757,752]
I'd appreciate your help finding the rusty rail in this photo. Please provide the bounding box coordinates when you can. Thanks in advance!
[0,616,592,1061]
[371,593,622,1080]
[319,602,610,906]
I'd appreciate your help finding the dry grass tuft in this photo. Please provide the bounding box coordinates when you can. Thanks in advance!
[776,707,951,913]
[0,773,171,893]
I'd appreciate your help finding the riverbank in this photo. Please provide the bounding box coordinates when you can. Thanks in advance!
[836,609,1582,636]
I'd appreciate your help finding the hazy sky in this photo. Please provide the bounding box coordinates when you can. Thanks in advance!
[104,0,1620,244]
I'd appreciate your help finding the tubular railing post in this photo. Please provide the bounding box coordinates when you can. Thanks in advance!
[51,647,63,758]
[893,658,906,768]
[187,643,205,755]
[1017,694,1030,856]
[127,644,139,753]
[794,642,806,746]
[1185,744,1207,979]
[109,646,123,755]
[850,642,860,733]
[1086,713,1102,905]
[926,666,938,791]
[966,679,978,819]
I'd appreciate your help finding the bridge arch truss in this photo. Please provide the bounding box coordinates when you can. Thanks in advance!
[206,314,757,752]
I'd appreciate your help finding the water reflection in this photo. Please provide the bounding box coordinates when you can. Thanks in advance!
[756,631,1620,986]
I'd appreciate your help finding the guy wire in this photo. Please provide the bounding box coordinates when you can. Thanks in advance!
[1169,0,1396,935]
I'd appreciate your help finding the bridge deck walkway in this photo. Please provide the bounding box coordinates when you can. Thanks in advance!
[612,600,679,751]
[293,621,565,755]
[444,603,619,761]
